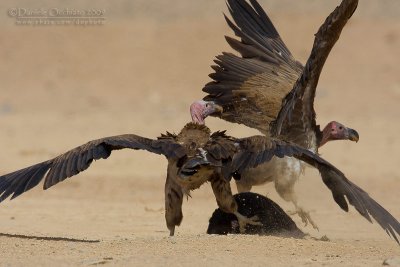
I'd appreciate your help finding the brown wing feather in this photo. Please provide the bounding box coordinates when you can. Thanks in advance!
[204,0,357,149]
[203,0,302,135]
[186,134,400,244]
[207,131,237,160]
[0,134,185,202]
[272,0,359,144]
[227,136,399,244]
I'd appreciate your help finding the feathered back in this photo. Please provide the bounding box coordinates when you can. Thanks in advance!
[204,0,358,151]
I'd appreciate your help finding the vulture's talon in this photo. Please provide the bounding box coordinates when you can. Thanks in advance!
[288,209,319,231]
[234,212,262,233]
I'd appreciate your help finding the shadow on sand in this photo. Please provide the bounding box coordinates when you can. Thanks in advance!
[0,232,100,243]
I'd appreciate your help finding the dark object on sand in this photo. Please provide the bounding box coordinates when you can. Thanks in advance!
[207,192,304,238]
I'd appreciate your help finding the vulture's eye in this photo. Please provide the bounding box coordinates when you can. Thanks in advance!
[205,103,209,108]
[339,126,343,130]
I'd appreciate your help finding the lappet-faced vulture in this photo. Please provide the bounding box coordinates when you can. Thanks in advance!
[191,0,360,228]
[0,122,399,243]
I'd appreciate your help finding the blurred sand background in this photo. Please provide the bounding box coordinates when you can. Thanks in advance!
[0,0,399,266]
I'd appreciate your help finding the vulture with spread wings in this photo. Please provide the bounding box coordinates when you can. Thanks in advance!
[0,122,399,243]
[191,0,360,228]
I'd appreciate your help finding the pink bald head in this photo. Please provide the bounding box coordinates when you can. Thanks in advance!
[190,100,223,125]
[319,121,359,147]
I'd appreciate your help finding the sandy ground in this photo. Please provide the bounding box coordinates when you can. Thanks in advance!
[0,0,399,266]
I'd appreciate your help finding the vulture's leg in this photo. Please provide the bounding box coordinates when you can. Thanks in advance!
[165,172,184,236]
[210,173,262,233]
[273,159,318,230]
[286,201,318,230]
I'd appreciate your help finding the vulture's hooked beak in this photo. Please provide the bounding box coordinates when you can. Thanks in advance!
[348,128,359,143]
[178,152,223,179]
[190,100,223,125]
[178,157,209,178]
[205,101,223,117]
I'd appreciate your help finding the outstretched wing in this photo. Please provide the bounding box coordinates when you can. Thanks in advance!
[203,0,302,135]
[318,165,400,244]
[232,136,400,244]
[0,134,185,202]
[183,134,400,244]
[272,0,359,145]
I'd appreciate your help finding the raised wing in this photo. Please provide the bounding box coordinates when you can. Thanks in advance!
[182,134,400,244]
[272,0,359,143]
[204,0,357,149]
[0,134,185,202]
[203,0,302,135]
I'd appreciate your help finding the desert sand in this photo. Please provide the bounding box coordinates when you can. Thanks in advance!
[0,0,399,266]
